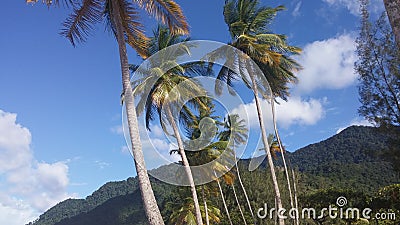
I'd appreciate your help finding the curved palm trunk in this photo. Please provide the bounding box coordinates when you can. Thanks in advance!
[214,170,233,225]
[383,0,400,49]
[292,169,300,225]
[249,72,284,225]
[202,185,210,225]
[112,1,164,224]
[233,148,256,224]
[232,183,247,225]
[166,106,203,225]
[271,99,295,224]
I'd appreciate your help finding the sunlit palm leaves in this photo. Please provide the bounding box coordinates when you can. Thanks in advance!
[221,0,302,100]
[168,197,220,225]
[131,26,206,225]
[29,0,189,58]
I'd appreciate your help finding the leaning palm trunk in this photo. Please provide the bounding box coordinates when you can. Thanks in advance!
[292,169,300,225]
[248,72,284,225]
[232,183,247,225]
[233,148,256,224]
[112,1,164,224]
[383,0,400,49]
[214,170,233,225]
[202,186,210,225]
[271,99,295,224]
[166,106,203,225]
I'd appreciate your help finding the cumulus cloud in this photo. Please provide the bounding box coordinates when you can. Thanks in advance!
[275,97,326,128]
[294,34,358,93]
[336,118,373,134]
[231,96,326,130]
[0,110,74,225]
[322,0,384,16]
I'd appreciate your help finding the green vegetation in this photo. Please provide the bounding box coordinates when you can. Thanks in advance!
[25,0,400,224]
[27,126,400,225]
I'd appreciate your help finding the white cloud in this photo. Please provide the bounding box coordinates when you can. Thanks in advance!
[322,0,384,16]
[336,118,373,134]
[231,96,326,129]
[275,97,326,128]
[294,34,357,93]
[323,0,360,15]
[0,201,37,225]
[292,1,302,17]
[0,110,74,225]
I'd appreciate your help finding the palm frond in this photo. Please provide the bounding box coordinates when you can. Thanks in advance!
[251,5,284,34]
[134,0,189,35]
[60,0,104,46]
[105,0,149,58]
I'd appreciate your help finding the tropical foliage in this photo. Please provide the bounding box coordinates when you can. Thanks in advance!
[25,0,400,225]
[27,126,400,225]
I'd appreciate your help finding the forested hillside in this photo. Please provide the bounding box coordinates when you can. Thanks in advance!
[27,126,400,225]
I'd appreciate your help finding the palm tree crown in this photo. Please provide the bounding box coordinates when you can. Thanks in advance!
[131,26,207,225]
[223,0,301,100]
[34,0,189,58]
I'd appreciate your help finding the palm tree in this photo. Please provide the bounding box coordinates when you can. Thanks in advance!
[219,114,255,224]
[231,181,247,225]
[382,0,400,49]
[131,26,207,225]
[271,99,295,225]
[214,170,234,225]
[28,1,188,224]
[168,197,220,225]
[201,185,210,225]
[212,1,302,224]
[291,168,300,225]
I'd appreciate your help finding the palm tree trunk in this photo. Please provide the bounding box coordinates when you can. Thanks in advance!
[271,99,295,224]
[232,183,247,225]
[249,72,284,225]
[233,148,256,224]
[166,106,203,225]
[383,0,400,49]
[202,185,210,225]
[214,170,233,225]
[292,169,300,225]
[112,1,164,224]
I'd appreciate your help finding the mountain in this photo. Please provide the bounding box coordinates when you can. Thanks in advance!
[27,126,400,225]
[247,125,399,192]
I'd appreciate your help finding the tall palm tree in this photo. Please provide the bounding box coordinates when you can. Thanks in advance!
[219,114,255,224]
[168,197,220,225]
[231,181,248,225]
[28,1,188,224]
[201,185,210,225]
[214,170,234,225]
[291,168,300,225]
[382,0,400,49]
[132,26,207,225]
[213,1,302,224]
[271,100,295,222]
[182,140,233,225]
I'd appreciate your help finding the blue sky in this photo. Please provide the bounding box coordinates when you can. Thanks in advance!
[0,0,385,224]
